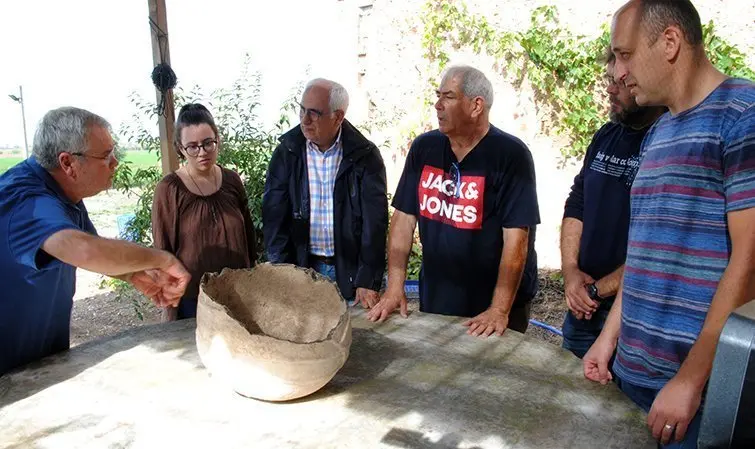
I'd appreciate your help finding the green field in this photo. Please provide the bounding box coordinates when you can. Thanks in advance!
[0,151,159,175]
[119,150,160,168]
[0,158,21,174]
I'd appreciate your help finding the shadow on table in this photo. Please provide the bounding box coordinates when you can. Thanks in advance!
[0,309,196,408]
[285,327,405,404]
[334,315,652,449]
[382,427,483,449]
[1,414,135,448]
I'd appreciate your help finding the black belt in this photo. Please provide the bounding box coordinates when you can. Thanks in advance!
[309,254,336,265]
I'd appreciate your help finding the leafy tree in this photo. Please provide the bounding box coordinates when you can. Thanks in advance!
[114,56,301,261]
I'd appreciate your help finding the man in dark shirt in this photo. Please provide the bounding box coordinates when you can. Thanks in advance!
[560,53,666,358]
[368,65,540,337]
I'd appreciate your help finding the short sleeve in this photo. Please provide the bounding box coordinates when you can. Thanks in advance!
[151,176,179,254]
[724,104,755,212]
[563,125,608,221]
[496,143,540,229]
[563,155,589,221]
[228,169,258,264]
[8,195,80,270]
[391,140,421,216]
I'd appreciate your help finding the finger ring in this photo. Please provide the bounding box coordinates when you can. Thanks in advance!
[664,424,674,431]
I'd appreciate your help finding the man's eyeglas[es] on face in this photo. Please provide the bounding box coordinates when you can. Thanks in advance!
[298,102,328,122]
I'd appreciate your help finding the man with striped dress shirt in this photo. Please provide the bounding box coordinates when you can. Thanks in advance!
[263,78,388,308]
[583,1,755,448]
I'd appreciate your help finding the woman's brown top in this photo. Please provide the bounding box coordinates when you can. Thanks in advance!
[151,166,256,301]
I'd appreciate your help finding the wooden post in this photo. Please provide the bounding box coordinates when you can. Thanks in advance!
[148,0,179,174]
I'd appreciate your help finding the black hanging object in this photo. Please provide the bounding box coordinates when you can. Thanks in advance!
[151,63,177,116]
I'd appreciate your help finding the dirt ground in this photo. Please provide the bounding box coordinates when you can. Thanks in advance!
[527,269,568,346]
[70,190,568,348]
[70,189,162,346]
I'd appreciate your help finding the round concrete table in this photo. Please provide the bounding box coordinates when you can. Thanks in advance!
[0,309,655,448]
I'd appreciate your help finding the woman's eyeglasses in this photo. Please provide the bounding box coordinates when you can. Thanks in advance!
[181,139,218,157]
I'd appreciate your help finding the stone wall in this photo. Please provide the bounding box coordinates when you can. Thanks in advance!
[337,0,755,268]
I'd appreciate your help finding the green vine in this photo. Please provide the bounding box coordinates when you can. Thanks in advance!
[419,0,755,161]
[702,21,755,80]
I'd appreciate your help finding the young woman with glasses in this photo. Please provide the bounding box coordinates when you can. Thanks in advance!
[151,103,256,321]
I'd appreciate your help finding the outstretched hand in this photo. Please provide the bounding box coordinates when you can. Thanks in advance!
[129,270,163,303]
[158,256,191,302]
[128,256,190,308]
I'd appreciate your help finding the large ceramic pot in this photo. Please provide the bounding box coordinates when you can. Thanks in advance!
[196,264,352,401]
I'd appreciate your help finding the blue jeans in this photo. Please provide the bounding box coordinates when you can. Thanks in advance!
[176,297,198,319]
[310,259,337,282]
[309,260,355,305]
[561,299,614,359]
[615,376,702,449]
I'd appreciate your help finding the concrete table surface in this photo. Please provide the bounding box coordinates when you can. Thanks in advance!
[0,309,655,449]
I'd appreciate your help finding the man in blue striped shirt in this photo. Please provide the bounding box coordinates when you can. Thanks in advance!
[583,1,755,448]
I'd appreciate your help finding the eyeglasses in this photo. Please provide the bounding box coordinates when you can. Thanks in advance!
[449,162,462,198]
[70,151,116,162]
[181,139,218,157]
[298,102,327,122]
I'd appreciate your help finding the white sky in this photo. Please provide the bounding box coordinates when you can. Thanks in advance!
[0,0,356,149]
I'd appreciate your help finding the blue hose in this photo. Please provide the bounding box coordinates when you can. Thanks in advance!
[528,319,563,337]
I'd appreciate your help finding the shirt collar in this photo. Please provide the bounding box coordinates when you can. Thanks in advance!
[306,126,343,155]
[28,156,78,207]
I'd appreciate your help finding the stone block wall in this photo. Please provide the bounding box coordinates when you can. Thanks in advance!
[333,0,754,267]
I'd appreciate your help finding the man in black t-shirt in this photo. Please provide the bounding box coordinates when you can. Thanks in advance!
[560,53,666,358]
[368,65,540,337]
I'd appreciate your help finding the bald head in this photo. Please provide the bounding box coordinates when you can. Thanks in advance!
[616,0,703,47]
[611,0,711,111]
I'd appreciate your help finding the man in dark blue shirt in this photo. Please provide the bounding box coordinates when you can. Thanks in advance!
[0,107,191,376]
[368,65,540,337]
[560,53,666,358]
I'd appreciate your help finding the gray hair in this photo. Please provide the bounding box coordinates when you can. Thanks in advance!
[304,78,350,114]
[440,65,494,110]
[33,106,111,169]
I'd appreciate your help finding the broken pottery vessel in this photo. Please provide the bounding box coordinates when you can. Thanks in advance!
[196,264,352,401]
